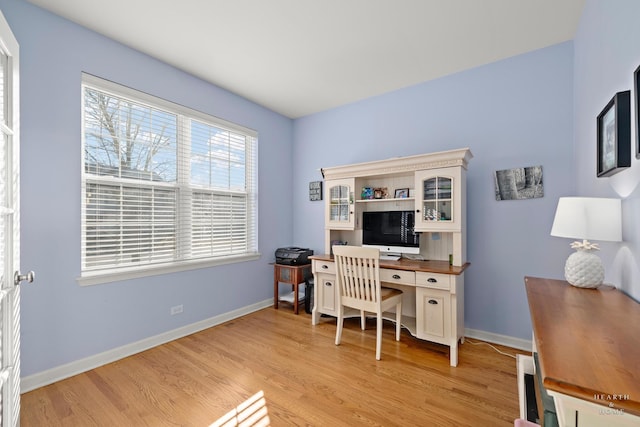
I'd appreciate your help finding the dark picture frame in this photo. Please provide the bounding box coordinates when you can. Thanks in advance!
[635,65,640,159]
[597,90,631,177]
[373,187,387,199]
[394,188,409,198]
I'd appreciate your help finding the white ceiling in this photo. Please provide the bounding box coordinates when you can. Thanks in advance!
[27,0,585,119]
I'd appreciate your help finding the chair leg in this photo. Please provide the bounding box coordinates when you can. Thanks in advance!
[335,306,344,346]
[376,314,382,360]
[395,302,402,341]
[360,310,366,330]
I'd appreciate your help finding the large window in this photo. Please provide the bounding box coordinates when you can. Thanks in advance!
[80,74,258,285]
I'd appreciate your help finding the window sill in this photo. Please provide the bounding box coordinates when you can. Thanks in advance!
[77,253,261,286]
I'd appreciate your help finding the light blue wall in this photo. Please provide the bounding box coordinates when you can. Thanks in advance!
[574,0,640,300]
[293,42,575,340]
[2,0,294,377]
[11,0,638,380]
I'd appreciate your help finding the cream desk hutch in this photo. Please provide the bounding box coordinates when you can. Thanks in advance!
[310,148,472,366]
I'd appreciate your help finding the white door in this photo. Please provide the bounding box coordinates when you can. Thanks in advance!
[0,11,27,427]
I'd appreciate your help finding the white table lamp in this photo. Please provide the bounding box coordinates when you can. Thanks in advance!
[550,197,622,288]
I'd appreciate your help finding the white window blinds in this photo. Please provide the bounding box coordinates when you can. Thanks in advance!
[81,74,258,283]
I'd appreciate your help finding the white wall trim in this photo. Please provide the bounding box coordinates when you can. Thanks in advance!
[20,298,273,393]
[464,328,533,352]
[21,306,533,393]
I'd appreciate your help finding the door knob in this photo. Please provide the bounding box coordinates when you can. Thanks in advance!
[14,270,35,285]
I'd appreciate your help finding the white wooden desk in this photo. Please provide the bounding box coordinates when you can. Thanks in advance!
[311,255,469,366]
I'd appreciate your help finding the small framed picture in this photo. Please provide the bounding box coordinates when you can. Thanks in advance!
[394,188,409,198]
[373,187,387,199]
[597,90,631,177]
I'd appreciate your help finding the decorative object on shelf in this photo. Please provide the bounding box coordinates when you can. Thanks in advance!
[597,90,631,177]
[373,187,387,199]
[309,181,323,201]
[394,188,409,198]
[424,209,440,221]
[361,187,374,199]
[550,197,622,288]
[494,166,543,201]
[634,65,640,159]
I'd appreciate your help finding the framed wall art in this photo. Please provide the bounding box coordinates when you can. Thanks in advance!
[309,181,323,201]
[494,165,543,201]
[596,90,631,177]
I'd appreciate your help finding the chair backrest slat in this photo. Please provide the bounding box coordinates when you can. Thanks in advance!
[333,246,381,305]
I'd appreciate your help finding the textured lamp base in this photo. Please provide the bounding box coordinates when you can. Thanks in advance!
[564,249,604,288]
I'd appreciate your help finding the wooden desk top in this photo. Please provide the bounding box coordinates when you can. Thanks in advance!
[310,254,470,275]
[524,276,640,417]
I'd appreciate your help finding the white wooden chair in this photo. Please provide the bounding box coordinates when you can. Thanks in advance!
[332,245,403,360]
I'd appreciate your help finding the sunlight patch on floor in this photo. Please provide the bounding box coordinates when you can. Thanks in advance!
[210,390,270,427]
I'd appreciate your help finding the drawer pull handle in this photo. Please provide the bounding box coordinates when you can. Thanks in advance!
[427,278,438,283]
[325,282,332,287]
[322,265,329,269]
[392,274,401,280]
[428,299,438,305]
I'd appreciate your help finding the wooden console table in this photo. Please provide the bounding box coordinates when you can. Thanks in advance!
[524,276,640,426]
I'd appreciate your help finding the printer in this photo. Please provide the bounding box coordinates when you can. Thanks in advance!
[275,247,314,265]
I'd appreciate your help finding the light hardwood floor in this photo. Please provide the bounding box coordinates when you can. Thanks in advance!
[21,306,530,426]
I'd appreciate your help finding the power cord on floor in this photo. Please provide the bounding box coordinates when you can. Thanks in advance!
[464,338,518,359]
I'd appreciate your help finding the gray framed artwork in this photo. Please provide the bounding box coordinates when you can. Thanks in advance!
[494,166,543,201]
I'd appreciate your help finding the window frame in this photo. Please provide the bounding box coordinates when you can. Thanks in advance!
[78,74,259,286]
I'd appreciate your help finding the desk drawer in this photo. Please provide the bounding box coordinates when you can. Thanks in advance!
[313,260,335,274]
[381,268,416,285]
[416,272,451,290]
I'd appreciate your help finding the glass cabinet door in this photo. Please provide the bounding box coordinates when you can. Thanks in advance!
[329,184,350,222]
[325,179,355,229]
[415,167,460,232]
[422,176,452,222]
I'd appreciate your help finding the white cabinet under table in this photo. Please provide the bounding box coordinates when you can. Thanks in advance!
[311,255,469,366]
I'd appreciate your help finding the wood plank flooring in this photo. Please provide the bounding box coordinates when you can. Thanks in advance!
[21,306,530,426]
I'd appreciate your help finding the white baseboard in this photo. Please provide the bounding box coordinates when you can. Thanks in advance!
[21,304,532,393]
[464,328,533,352]
[20,298,273,393]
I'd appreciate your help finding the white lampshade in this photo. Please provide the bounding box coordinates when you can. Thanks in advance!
[550,197,622,242]
[550,197,621,288]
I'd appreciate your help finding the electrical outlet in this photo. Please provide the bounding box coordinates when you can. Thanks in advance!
[170,304,183,315]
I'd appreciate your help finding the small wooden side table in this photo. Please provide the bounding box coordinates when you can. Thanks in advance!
[273,263,311,314]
